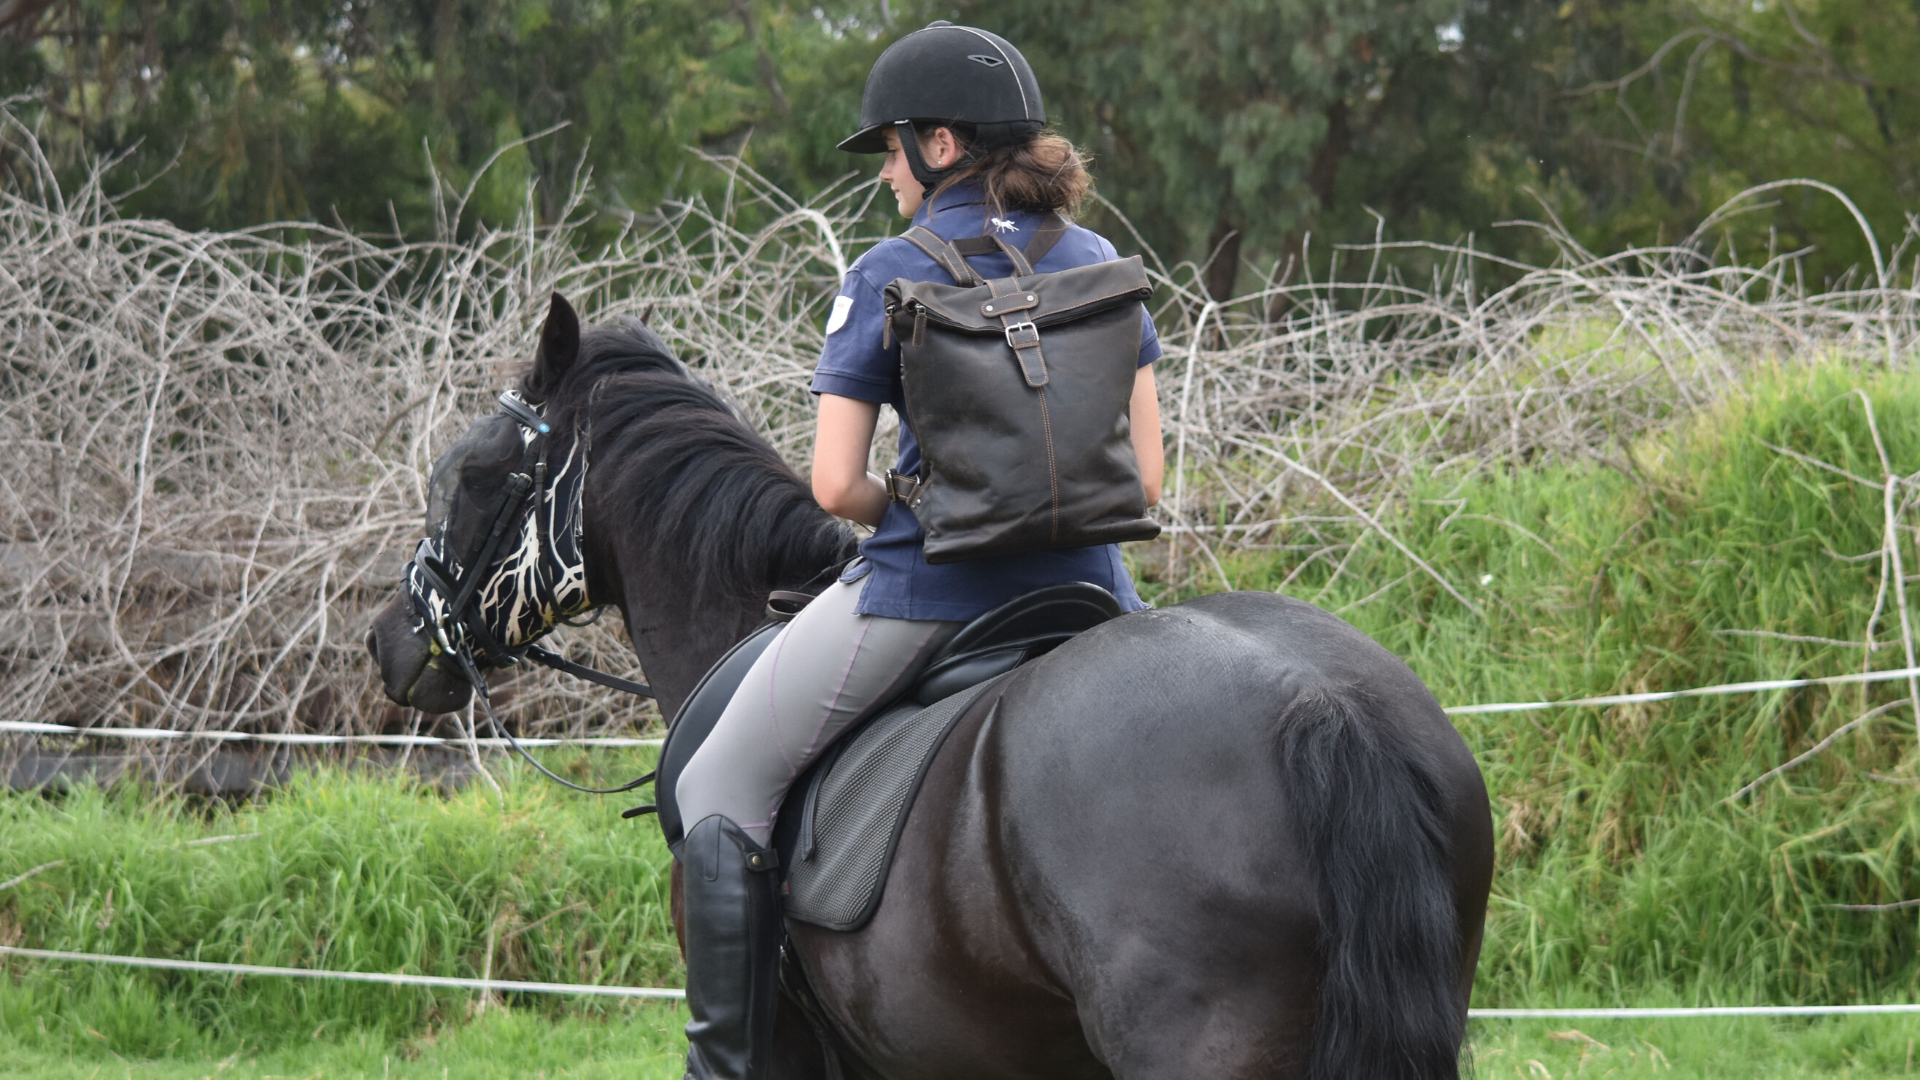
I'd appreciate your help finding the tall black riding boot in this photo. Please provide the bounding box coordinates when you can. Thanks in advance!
[679,814,782,1080]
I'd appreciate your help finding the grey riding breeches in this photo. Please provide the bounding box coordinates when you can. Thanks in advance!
[674,577,965,846]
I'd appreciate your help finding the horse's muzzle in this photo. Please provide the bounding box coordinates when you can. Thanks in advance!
[366,596,474,714]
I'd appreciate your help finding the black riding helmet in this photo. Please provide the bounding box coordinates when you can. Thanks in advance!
[840,21,1045,196]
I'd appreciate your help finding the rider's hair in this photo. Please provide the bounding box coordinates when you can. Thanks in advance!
[931,126,1092,216]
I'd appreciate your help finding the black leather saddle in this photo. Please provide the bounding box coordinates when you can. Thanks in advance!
[651,580,1123,849]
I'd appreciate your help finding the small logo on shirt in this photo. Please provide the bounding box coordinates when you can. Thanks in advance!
[991,216,1019,234]
[825,294,854,335]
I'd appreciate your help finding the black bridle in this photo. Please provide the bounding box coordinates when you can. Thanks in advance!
[404,389,657,797]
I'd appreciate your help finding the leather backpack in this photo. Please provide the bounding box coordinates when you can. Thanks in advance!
[882,217,1162,564]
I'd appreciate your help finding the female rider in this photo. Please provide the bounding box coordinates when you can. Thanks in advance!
[671,22,1165,1080]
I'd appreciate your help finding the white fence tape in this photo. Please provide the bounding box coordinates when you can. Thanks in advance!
[9,667,1919,1020]
[1473,1005,1920,1018]
[8,665,1920,745]
[1442,665,1920,716]
[0,945,683,999]
[5,945,1916,1019]
[0,720,661,749]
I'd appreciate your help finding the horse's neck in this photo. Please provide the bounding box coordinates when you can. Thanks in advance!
[575,517,760,718]
[620,597,762,722]
[561,372,855,717]
[581,468,848,720]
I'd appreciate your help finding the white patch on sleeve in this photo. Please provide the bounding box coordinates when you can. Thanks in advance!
[825,295,854,335]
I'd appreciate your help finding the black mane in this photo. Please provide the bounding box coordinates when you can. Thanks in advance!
[520,318,856,616]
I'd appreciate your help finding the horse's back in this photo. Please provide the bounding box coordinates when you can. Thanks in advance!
[998,591,1484,832]
[792,591,1492,1080]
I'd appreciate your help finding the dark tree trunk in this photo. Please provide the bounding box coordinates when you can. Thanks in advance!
[431,0,458,124]
[1203,214,1242,302]
[1265,97,1356,318]
[0,0,57,35]
[1306,98,1351,206]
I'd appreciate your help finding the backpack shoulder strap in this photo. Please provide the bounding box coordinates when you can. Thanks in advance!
[902,226,979,287]
[1020,213,1070,267]
[909,212,1070,283]
[954,234,1033,276]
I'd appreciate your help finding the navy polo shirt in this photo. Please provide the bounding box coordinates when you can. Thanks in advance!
[810,182,1162,622]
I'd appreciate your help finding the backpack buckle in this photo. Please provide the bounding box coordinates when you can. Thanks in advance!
[885,469,926,507]
[1003,320,1040,349]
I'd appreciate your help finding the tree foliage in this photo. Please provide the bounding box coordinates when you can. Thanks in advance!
[948,0,1465,298]
[1449,0,1919,286]
[0,0,1912,285]
[0,0,884,236]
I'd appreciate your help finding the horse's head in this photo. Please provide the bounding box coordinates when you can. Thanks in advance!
[370,290,859,718]
[366,293,588,713]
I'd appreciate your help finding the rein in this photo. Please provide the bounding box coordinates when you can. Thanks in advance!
[404,390,657,797]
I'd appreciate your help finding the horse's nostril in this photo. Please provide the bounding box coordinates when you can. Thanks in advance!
[365,628,380,664]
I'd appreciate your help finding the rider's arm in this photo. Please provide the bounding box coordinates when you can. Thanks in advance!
[812,393,889,527]
[1131,365,1163,507]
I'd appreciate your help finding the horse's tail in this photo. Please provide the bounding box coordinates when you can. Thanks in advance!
[1276,685,1466,1080]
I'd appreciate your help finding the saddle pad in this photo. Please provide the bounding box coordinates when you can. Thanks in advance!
[783,679,998,931]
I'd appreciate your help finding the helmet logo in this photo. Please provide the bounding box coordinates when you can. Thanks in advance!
[967,53,1005,67]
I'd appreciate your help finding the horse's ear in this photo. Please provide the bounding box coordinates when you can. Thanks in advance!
[535,292,581,383]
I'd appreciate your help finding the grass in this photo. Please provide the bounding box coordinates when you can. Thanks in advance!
[0,1003,691,1078]
[1470,1015,1920,1078]
[0,1013,1915,1079]
[0,751,677,1057]
[7,362,1920,1074]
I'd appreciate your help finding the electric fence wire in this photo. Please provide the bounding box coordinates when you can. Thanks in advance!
[6,945,1920,1018]
[9,664,1920,746]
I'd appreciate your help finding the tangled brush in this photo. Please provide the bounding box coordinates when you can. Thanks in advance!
[2,107,1915,763]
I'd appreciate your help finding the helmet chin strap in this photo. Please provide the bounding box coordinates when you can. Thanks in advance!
[894,119,963,201]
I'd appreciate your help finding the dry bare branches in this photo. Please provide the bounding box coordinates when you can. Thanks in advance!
[1,109,1916,762]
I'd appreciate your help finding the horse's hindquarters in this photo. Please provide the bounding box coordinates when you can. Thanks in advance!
[788,681,1117,1080]
[790,592,1492,1080]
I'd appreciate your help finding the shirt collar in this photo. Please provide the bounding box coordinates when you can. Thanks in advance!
[913,181,986,229]
[914,182,1048,242]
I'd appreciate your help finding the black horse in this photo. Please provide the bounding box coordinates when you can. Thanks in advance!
[366,296,1494,1080]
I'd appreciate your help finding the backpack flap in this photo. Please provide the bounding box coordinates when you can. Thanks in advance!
[881,253,1161,564]
[884,256,1152,349]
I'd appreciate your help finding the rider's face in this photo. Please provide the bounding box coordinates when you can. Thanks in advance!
[880,127,958,219]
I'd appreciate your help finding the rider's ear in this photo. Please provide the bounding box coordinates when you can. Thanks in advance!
[534,292,582,389]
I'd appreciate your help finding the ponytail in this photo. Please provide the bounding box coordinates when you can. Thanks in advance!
[932,128,1093,216]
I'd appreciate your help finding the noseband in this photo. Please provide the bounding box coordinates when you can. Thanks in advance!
[403,389,656,797]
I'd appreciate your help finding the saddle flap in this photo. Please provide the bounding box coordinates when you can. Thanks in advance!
[777,677,1004,932]
[654,621,784,848]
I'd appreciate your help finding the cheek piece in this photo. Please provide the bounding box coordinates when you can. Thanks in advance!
[402,388,657,797]
[893,119,956,201]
